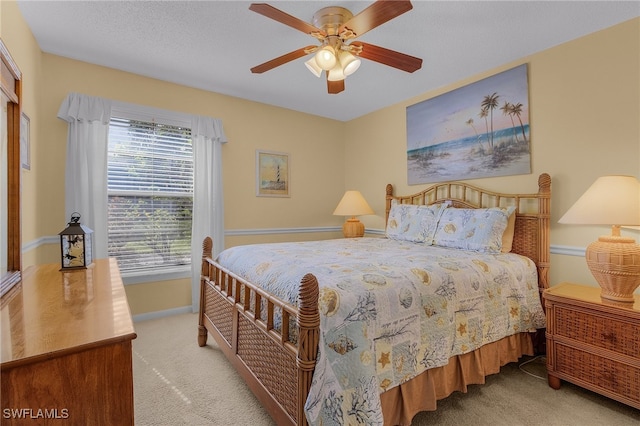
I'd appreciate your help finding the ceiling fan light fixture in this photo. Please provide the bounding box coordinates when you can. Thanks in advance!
[304,58,323,77]
[249,1,423,94]
[315,45,337,70]
[327,63,346,81]
[339,51,361,76]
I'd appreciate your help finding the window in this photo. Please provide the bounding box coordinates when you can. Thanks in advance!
[107,115,193,274]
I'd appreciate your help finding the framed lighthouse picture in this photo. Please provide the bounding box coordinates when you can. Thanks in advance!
[256,150,290,197]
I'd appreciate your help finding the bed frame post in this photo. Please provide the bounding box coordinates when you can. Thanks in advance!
[296,273,320,426]
[385,183,394,225]
[537,173,551,292]
[198,236,213,347]
[196,174,552,424]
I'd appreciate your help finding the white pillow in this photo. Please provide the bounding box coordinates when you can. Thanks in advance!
[433,206,516,253]
[386,201,445,244]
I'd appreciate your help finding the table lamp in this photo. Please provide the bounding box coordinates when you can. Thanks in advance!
[333,190,374,238]
[559,175,640,303]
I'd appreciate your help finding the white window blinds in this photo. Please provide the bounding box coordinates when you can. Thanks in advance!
[107,116,193,273]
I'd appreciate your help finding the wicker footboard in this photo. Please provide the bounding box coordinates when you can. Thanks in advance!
[197,174,551,425]
[198,237,318,426]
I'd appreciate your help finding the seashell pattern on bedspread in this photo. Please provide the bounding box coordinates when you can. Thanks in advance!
[215,237,546,426]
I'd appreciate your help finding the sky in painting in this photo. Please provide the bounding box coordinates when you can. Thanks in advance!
[259,152,288,182]
[406,64,529,151]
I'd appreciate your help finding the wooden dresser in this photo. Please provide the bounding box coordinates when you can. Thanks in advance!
[1,258,137,425]
[544,282,640,409]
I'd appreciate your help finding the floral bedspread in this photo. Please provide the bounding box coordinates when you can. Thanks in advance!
[215,237,546,425]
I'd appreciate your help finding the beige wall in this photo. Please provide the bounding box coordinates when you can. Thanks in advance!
[2,1,346,315]
[37,56,346,314]
[39,53,347,237]
[1,1,43,263]
[345,17,640,288]
[3,0,639,315]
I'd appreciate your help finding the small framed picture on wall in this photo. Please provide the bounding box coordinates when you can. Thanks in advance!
[256,150,290,197]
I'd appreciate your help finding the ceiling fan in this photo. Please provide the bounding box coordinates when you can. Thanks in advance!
[249,1,423,94]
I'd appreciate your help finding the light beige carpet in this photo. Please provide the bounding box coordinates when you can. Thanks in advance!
[133,313,639,425]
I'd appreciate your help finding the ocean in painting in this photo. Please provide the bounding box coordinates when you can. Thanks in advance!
[407,125,531,184]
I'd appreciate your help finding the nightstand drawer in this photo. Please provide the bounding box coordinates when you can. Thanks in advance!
[555,305,640,358]
[554,343,640,406]
[545,283,640,410]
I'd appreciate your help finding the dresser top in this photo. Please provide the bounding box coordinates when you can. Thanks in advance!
[1,258,136,367]
[544,282,640,314]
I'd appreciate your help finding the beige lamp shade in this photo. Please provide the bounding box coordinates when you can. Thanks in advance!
[333,190,374,216]
[333,190,374,238]
[559,175,640,303]
[559,175,640,226]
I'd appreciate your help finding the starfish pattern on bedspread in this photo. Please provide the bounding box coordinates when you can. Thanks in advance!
[216,237,546,425]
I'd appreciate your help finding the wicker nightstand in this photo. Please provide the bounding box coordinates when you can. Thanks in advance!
[543,283,640,409]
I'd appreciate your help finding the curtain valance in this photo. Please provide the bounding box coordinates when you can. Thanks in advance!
[57,92,112,124]
[57,93,227,313]
[191,115,228,142]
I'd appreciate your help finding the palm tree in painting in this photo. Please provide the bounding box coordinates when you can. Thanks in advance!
[478,107,491,153]
[481,92,500,151]
[501,101,519,143]
[509,102,528,143]
[465,118,485,152]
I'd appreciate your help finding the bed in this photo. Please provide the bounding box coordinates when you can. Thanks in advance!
[197,173,551,426]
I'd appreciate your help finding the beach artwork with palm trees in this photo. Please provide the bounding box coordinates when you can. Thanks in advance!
[406,64,530,184]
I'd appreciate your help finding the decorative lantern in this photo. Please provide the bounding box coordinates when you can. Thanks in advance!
[59,212,94,270]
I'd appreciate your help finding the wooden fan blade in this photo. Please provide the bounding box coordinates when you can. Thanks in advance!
[351,41,422,73]
[327,78,345,94]
[249,3,326,37]
[339,0,413,38]
[251,46,316,74]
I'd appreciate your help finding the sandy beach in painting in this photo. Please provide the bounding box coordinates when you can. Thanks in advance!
[406,64,531,185]
[407,128,530,184]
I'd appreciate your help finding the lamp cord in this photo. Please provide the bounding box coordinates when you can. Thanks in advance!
[518,355,547,380]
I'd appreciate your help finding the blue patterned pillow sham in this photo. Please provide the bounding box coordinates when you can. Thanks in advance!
[433,206,516,253]
[385,200,445,243]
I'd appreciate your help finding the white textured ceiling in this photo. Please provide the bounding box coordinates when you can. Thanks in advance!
[16,1,640,121]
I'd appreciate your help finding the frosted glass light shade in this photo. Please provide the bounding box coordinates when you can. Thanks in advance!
[327,64,346,81]
[340,51,361,76]
[315,46,336,70]
[559,175,640,225]
[304,58,322,78]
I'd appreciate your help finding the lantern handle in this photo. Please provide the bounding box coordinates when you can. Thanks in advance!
[70,212,81,224]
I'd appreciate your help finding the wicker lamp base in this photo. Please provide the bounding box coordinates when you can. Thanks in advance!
[586,235,640,303]
[342,217,365,238]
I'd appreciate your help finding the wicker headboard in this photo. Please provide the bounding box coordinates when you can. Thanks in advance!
[385,173,551,294]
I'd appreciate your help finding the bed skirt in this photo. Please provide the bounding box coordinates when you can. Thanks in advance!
[380,332,533,426]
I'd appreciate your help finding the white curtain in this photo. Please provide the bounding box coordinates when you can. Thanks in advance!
[190,115,227,311]
[57,93,112,259]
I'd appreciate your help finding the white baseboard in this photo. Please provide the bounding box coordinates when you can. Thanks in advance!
[132,305,193,323]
